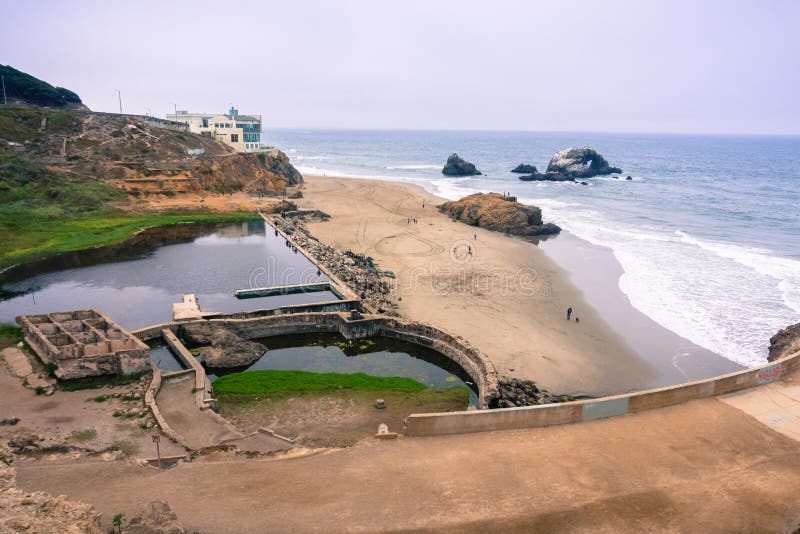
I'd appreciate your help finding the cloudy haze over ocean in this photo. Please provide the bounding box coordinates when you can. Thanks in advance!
[3,0,799,134]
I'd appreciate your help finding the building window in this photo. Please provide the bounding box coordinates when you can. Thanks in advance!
[231,134,239,143]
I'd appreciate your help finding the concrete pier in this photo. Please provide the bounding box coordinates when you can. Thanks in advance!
[172,294,203,321]
[235,281,332,299]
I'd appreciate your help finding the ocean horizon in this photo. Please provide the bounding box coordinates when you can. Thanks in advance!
[265,127,800,368]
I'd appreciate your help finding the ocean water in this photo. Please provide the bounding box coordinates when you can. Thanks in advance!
[265,129,800,367]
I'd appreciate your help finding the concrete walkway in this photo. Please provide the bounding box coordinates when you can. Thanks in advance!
[720,368,800,441]
[156,374,241,449]
[157,374,292,453]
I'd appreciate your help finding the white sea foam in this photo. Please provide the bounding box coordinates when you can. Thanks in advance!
[386,164,442,170]
[527,197,800,366]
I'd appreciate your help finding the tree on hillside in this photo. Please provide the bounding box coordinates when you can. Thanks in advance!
[0,65,82,108]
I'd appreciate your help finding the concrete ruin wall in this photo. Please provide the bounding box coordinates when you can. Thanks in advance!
[403,348,800,436]
[131,312,800,436]
[132,312,499,409]
[16,309,150,380]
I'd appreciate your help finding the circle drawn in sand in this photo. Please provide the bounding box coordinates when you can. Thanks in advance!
[449,240,474,263]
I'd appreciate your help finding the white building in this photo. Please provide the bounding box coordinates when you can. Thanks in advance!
[166,107,262,152]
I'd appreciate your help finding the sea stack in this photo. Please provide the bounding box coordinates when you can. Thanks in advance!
[545,146,622,178]
[442,153,481,176]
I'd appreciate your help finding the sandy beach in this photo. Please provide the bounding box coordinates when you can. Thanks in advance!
[296,175,742,397]
[297,176,621,396]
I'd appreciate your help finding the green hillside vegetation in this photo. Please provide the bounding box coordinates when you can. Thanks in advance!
[0,65,82,108]
[0,142,258,269]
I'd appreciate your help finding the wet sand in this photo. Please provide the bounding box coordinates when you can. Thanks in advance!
[297,175,742,396]
[540,231,744,387]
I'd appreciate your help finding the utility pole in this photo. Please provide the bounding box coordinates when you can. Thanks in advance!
[1,75,6,105]
[115,89,122,114]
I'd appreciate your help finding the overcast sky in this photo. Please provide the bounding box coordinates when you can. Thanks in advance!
[3,0,799,134]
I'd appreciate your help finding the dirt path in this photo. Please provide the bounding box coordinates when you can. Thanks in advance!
[16,396,800,533]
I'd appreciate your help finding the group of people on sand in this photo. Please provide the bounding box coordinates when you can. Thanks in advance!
[407,218,419,224]
[566,306,580,324]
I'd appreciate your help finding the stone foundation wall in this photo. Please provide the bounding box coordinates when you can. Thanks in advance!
[17,309,150,380]
[133,312,498,408]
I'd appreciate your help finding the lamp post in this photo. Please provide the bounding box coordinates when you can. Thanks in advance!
[115,89,122,114]
[152,434,161,468]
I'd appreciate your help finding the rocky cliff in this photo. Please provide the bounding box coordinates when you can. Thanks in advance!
[1,107,303,202]
[438,193,560,236]
[442,153,481,176]
[768,322,800,362]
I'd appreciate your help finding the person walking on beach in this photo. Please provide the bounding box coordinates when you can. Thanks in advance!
[575,316,580,324]
[567,307,572,320]
[473,232,477,240]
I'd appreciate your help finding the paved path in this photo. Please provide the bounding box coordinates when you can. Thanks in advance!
[16,392,800,533]
[721,368,800,440]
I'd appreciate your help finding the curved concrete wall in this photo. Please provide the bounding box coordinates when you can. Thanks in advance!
[133,312,499,408]
[134,313,800,437]
[403,349,800,436]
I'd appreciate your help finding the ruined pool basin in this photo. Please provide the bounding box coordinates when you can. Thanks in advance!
[133,311,500,409]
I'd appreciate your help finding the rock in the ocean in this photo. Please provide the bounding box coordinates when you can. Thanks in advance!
[768,322,800,362]
[626,175,633,181]
[442,153,481,176]
[518,171,573,182]
[546,146,622,178]
[438,193,560,236]
[511,163,537,174]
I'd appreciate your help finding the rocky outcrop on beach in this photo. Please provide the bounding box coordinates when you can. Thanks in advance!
[274,214,397,314]
[511,163,537,174]
[437,193,560,236]
[545,146,622,178]
[768,322,800,362]
[494,376,559,408]
[181,323,266,369]
[442,153,481,176]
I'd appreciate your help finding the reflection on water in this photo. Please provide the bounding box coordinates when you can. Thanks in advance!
[0,221,334,330]
[204,333,479,407]
[148,342,185,372]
